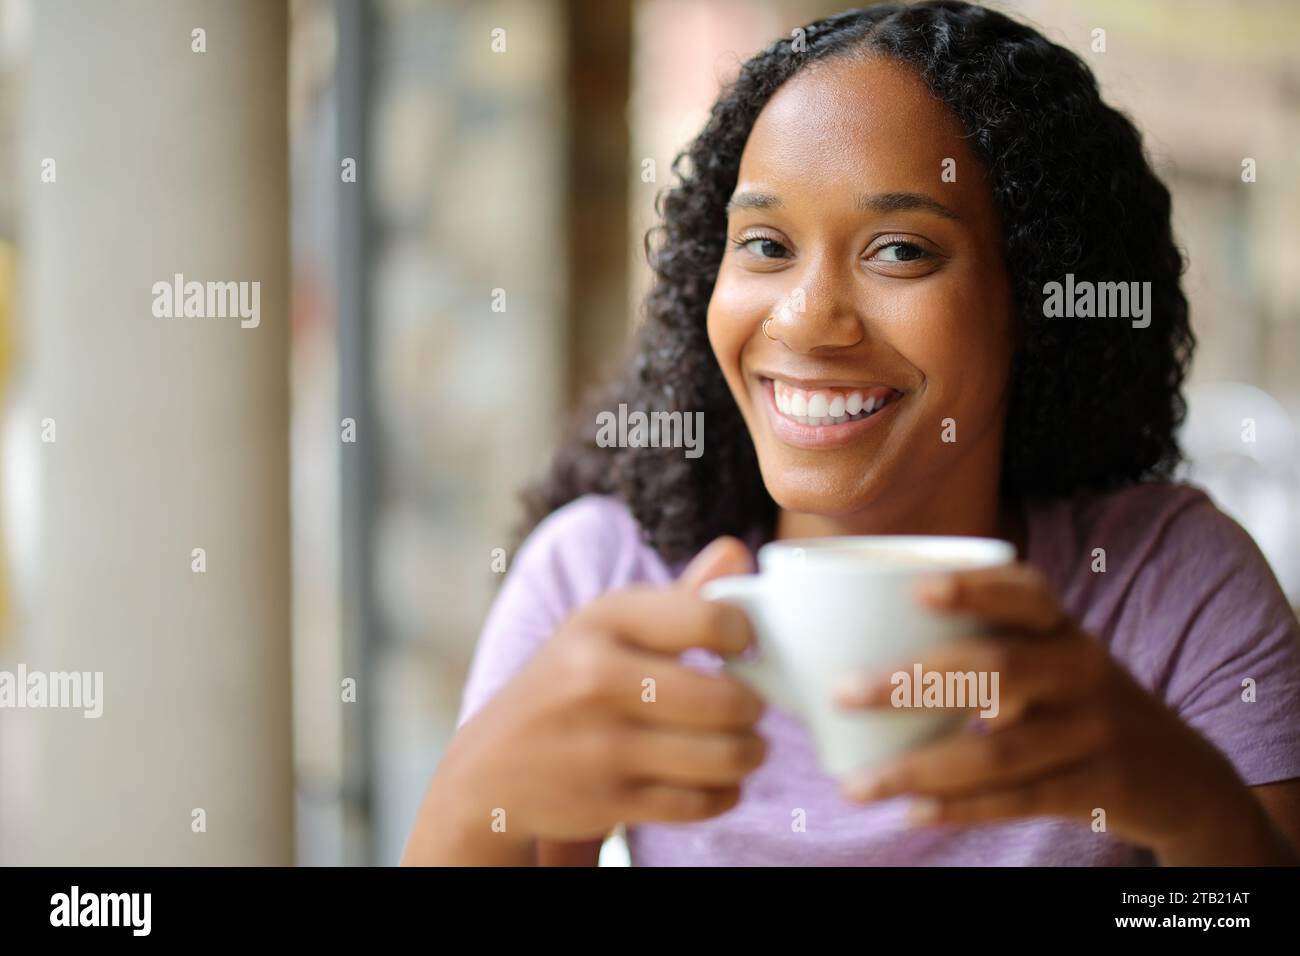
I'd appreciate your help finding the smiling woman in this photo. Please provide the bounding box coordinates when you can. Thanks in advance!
[402,1,1300,868]
[524,3,1192,560]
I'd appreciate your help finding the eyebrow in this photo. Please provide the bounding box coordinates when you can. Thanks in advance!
[725,189,960,221]
[858,191,960,220]
[725,190,783,213]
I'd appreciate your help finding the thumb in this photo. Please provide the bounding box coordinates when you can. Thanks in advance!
[676,536,754,594]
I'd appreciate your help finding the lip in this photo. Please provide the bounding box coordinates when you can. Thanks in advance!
[757,372,897,392]
[757,377,902,449]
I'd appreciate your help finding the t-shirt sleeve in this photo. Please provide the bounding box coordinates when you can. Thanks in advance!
[1135,494,1300,786]
[454,495,655,729]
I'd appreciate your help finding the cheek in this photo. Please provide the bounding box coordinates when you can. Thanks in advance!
[885,267,1014,415]
[706,273,766,386]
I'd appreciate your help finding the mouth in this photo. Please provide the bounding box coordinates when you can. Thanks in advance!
[757,376,904,449]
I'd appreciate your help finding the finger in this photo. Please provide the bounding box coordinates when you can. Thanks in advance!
[574,586,753,656]
[830,661,987,717]
[619,782,744,824]
[675,536,754,593]
[976,695,1034,732]
[904,759,1104,829]
[622,727,767,787]
[834,637,1106,712]
[841,708,1106,802]
[606,646,765,730]
[914,563,1070,635]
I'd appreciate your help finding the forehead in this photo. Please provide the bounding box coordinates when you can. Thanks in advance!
[737,55,978,199]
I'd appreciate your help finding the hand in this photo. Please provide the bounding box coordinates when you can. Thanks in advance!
[404,537,767,864]
[832,562,1292,864]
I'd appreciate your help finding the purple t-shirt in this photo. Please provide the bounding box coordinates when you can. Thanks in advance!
[456,483,1300,865]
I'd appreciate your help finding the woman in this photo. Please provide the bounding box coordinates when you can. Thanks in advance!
[403,1,1300,865]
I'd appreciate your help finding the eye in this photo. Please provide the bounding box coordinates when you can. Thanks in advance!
[732,233,790,260]
[873,241,931,263]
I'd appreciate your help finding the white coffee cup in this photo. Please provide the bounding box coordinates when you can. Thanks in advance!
[701,535,1015,778]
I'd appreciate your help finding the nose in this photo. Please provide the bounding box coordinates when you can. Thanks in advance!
[763,258,866,353]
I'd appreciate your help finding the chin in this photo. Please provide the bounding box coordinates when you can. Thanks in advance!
[754,454,885,518]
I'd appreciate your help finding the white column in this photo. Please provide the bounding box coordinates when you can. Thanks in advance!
[9,0,292,864]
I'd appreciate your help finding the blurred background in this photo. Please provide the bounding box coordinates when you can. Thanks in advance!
[0,0,1296,865]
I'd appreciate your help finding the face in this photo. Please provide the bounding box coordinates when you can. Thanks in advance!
[707,55,1016,532]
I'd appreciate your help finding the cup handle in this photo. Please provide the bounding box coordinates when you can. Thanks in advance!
[700,575,802,715]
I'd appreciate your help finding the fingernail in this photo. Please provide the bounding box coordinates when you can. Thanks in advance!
[841,768,889,802]
[915,574,957,606]
[832,673,880,705]
[907,797,941,826]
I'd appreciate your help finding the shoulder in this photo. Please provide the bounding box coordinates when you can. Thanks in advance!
[525,493,642,554]
[1072,480,1225,543]
[1031,481,1261,589]
[1034,482,1299,691]
[1058,485,1300,785]
[1029,481,1297,666]
[512,494,675,604]
[1092,482,1277,593]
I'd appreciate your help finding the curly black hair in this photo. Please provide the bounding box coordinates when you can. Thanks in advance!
[521,0,1194,563]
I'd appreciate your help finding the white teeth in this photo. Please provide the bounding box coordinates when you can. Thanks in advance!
[771,380,896,427]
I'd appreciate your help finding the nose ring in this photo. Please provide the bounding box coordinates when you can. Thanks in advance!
[762,316,778,340]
